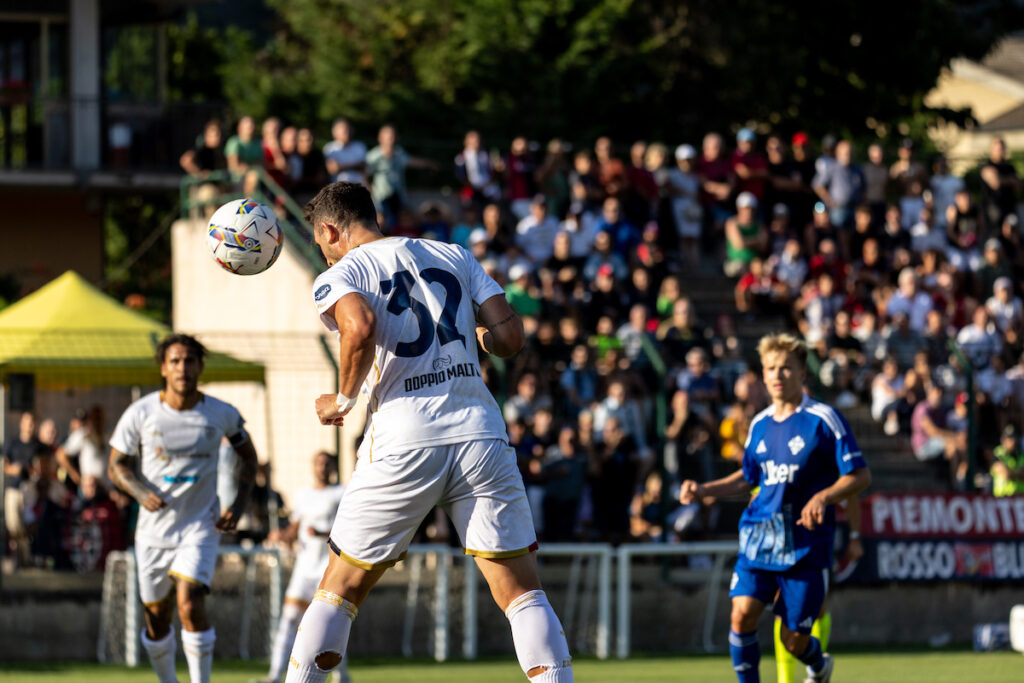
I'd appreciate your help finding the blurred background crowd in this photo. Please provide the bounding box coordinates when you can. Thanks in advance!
[8,114,1024,572]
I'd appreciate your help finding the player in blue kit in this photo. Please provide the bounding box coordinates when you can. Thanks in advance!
[680,333,871,683]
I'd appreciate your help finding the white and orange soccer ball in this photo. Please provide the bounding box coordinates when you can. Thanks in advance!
[206,198,284,275]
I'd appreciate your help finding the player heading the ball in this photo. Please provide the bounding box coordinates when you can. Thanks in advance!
[680,333,871,683]
[284,181,573,683]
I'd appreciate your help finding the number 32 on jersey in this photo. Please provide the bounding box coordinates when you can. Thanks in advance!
[381,268,466,358]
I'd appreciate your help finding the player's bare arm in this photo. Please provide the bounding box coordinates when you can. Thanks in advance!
[798,467,872,530]
[680,468,752,505]
[475,293,525,358]
[316,292,377,426]
[108,447,166,512]
[216,439,258,532]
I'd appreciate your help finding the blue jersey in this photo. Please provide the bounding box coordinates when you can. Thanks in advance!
[738,395,866,571]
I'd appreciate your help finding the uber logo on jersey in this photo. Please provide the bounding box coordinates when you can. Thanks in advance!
[315,284,332,302]
[787,435,806,456]
[761,460,800,485]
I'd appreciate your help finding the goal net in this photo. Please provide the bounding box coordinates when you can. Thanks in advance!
[98,546,282,666]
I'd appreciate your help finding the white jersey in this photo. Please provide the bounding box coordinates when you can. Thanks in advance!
[313,237,508,460]
[291,484,345,568]
[109,391,246,547]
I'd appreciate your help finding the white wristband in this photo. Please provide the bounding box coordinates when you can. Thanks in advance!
[335,393,357,412]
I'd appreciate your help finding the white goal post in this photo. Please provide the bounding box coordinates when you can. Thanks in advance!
[99,546,283,666]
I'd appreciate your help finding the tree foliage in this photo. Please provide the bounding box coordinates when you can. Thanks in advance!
[211,0,1024,147]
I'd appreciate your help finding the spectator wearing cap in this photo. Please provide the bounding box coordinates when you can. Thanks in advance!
[991,424,1024,497]
[804,200,841,256]
[731,128,768,203]
[930,154,964,231]
[594,196,641,255]
[668,144,702,266]
[812,139,865,242]
[723,191,767,277]
[468,227,493,262]
[696,133,736,233]
[890,138,929,229]
[787,132,817,226]
[515,194,560,264]
[980,137,1020,233]
[987,276,1019,331]
[976,238,1012,300]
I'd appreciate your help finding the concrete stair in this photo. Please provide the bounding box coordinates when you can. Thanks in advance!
[677,263,948,492]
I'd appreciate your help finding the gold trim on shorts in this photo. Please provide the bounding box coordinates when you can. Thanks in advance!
[328,538,407,571]
[168,570,209,591]
[141,586,175,608]
[464,541,539,559]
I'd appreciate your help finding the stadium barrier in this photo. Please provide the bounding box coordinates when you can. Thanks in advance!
[615,540,739,659]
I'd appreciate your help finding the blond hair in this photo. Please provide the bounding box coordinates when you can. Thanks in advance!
[756,332,807,367]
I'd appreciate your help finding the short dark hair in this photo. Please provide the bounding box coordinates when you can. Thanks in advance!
[155,333,207,365]
[304,182,378,234]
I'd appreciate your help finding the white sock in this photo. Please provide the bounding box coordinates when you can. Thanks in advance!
[141,626,179,683]
[181,627,215,683]
[269,602,305,681]
[285,590,357,683]
[505,590,573,681]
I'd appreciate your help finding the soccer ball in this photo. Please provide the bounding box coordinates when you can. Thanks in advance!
[207,199,284,275]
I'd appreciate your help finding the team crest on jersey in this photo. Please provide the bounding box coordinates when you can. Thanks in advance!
[756,440,767,454]
[788,435,806,456]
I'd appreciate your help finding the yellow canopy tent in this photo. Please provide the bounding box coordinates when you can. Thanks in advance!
[0,270,264,387]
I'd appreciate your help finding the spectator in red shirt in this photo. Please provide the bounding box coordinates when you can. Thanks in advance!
[504,136,536,219]
[731,128,768,203]
[595,136,628,200]
[260,116,288,188]
[735,256,783,314]
[624,140,659,226]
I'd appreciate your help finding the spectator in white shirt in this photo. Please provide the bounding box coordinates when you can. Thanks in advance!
[322,118,367,184]
[886,267,933,332]
[986,277,1023,332]
[516,195,560,264]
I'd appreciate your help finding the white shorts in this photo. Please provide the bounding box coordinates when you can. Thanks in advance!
[285,552,329,602]
[135,535,219,606]
[330,439,537,570]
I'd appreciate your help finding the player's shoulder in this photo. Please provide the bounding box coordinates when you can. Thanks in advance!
[748,404,775,432]
[125,391,162,416]
[800,396,848,438]
[197,393,241,418]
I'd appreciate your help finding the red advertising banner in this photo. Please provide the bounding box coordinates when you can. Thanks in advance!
[862,493,1024,539]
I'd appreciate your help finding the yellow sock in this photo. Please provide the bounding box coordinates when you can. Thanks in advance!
[812,611,832,652]
[774,617,798,683]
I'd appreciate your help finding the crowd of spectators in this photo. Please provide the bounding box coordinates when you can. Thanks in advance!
[168,119,1024,544]
[2,408,283,572]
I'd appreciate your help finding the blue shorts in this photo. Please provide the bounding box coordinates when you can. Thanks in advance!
[729,556,829,634]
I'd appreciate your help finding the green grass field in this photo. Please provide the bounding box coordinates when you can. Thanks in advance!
[1,651,1022,682]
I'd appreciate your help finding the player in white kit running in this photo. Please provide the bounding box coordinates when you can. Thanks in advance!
[259,452,347,683]
[108,334,258,683]
[284,182,573,682]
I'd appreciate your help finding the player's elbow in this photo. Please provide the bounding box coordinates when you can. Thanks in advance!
[855,467,872,493]
[490,316,525,358]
